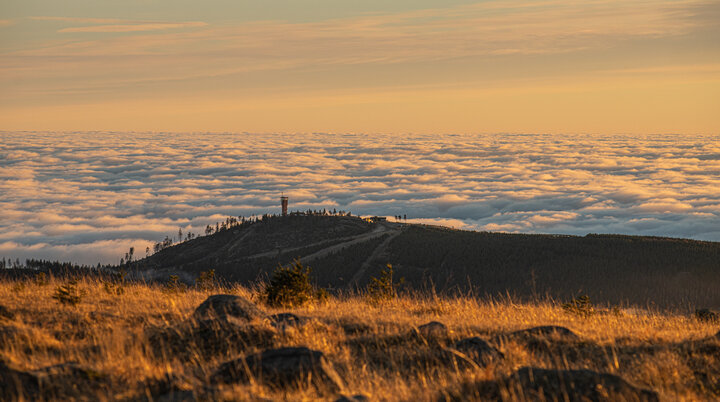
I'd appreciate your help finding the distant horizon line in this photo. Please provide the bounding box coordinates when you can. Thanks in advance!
[2,130,718,136]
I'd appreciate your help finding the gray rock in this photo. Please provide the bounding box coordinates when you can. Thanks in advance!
[452,337,503,366]
[510,367,659,401]
[192,294,265,322]
[211,347,344,392]
[414,321,448,338]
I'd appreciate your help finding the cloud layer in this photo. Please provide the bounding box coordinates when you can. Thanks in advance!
[1,132,719,265]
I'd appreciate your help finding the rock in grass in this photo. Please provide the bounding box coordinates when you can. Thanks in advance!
[192,319,276,353]
[211,347,344,392]
[147,319,276,359]
[153,390,196,402]
[0,305,13,320]
[498,325,578,341]
[269,312,304,330]
[0,361,38,399]
[452,337,503,366]
[148,295,274,359]
[442,367,659,402]
[192,294,265,322]
[1,361,107,400]
[414,321,448,338]
[510,367,659,401]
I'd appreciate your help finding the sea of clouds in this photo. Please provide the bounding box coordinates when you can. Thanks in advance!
[1,131,719,265]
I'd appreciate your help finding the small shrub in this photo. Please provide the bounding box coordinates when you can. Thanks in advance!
[34,272,49,286]
[367,264,403,302]
[103,281,124,296]
[263,259,322,307]
[11,282,26,293]
[315,287,330,304]
[53,280,86,306]
[103,270,126,296]
[694,308,719,323]
[164,275,187,294]
[195,269,216,291]
[562,294,595,317]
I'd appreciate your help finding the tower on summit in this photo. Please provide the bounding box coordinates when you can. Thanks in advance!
[281,194,288,216]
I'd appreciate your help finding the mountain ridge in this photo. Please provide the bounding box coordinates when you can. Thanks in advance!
[137,214,720,309]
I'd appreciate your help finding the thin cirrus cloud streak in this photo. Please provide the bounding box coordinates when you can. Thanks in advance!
[28,16,208,32]
[58,22,207,33]
[1,132,719,265]
[4,1,708,85]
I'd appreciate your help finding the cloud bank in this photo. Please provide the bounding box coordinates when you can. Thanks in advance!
[1,132,719,264]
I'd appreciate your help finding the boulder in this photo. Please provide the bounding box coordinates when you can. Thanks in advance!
[211,346,344,392]
[148,319,276,359]
[452,337,503,366]
[509,367,659,401]
[192,319,276,351]
[414,321,448,338]
[192,294,266,322]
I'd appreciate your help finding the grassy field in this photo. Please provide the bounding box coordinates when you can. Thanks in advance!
[1,275,719,401]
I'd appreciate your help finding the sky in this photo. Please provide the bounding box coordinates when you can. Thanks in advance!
[1,131,719,265]
[1,0,719,133]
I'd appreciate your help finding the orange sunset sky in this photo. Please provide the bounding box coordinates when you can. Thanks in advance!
[1,0,718,134]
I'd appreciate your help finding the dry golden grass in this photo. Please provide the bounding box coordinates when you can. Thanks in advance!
[0,275,718,401]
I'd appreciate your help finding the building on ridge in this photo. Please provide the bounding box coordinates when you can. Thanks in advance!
[281,194,288,216]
